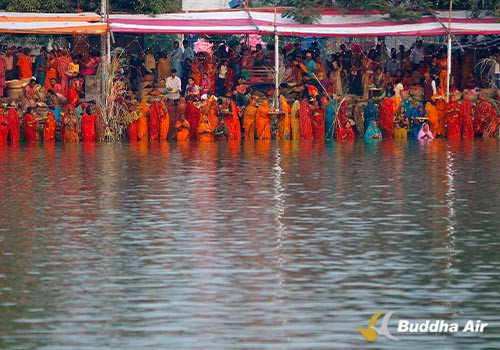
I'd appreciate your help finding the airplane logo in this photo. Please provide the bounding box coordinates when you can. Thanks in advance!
[358,311,399,342]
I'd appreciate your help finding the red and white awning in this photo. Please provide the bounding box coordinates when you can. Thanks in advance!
[109,8,500,36]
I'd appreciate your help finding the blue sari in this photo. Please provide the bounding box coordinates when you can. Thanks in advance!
[364,100,378,132]
[411,104,426,140]
[325,99,336,140]
[364,121,382,142]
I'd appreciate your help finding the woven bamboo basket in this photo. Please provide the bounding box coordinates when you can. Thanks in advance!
[479,88,495,99]
[463,93,479,102]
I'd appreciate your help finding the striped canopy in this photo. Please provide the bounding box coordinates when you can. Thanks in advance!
[109,8,500,36]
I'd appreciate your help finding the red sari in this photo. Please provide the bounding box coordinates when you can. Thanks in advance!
[0,112,8,143]
[312,102,325,139]
[127,121,138,142]
[460,98,474,139]
[148,100,160,141]
[337,123,355,141]
[81,113,96,142]
[185,101,201,140]
[299,99,313,140]
[446,100,461,139]
[17,54,32,79]
[378,98,395,139]
[8,108,20,142]
[474,98,497,136]
[24,113,37,143]
[67,79,81,109]
[43,111,56,142]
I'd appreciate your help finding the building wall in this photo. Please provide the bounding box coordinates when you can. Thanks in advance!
[182,0,230,11]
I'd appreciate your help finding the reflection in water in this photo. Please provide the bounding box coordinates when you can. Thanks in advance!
[0,140,499,349]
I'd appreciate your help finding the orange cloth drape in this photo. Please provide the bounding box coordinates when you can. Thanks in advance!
[255,100,271,140]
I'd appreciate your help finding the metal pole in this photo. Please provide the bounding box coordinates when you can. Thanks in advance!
[274,8,279,108]
[106,0,111,64]
[446,0,453,102]
[100,0,106,97]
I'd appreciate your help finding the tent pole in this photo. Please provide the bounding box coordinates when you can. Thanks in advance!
[274,8,279,108]
[106,0,111,64]
[100,0,106,97]
[446,0,453,102]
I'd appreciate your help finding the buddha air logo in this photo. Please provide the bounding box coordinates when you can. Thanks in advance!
[359,311,489,342]
[358,311,398,341]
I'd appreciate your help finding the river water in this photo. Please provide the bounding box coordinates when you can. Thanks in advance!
[0,140,499,349]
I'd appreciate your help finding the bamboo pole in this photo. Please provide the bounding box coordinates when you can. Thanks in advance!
[274,8,279,108]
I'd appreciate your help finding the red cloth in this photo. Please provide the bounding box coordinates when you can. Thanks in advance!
[23,113,37,142]
[474,98,497,135]
[334,101,348,139]
[127,120,138,142]
[312,102,324,139]
[148,101,160,141]
[446,100,461,139]
[299,99,313,140]
[185,101,201,140]
[338,123,355,141]
[67,87,79,109]
[81,113,96,142]
[43,111,56,142]
[460,98,474,139]
[378,98,395,139]
[8,108,20,142]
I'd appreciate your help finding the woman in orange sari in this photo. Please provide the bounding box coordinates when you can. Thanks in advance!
[64,108,79,142]
[44,52,58,91]
[461,97,474,139]
[197,114,214,142]
[159,101,170,141]
[255,99,271,140]
[276,96,291,140]
[437,52,448,93]
[57,50,72,96]
[435,97,447,138]
[67,76,82,109]
[191,62,202,86]
[243,96,257,140]
[43,109,56,142]
[425,101,439,137]
[17,48,32,80]
[291,100,300,140]
[175,115,190,141]
[137,99,149,140]
[185,100,201,140]
[226,100,241,140]
[148,100,160,141]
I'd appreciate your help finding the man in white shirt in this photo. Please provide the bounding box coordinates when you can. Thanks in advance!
[165,69,182,101]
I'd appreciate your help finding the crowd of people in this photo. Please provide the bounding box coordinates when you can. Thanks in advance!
[0,38,499,144]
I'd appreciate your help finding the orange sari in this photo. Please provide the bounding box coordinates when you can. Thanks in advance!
[159,102,170,141]
[175,119,190,141]
[197,118,214,142]
[137,99,149,140]
[43,111,56,141]
[256,100,271,140]
[17,54,32,79]
[425,102,439,137]
[243,99,257,140]
[276,96,291,140]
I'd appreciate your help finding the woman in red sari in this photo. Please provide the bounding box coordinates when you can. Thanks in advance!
[185,100,201,140]
[23,107,38,143]
[81,107,96,142]
[43,109,56,142]
[460,97,474,139]
[0,108,8,144]
[127,118,139,142]
[378,97,395,139]
[299,97,314,140]
[148,100,160,141]
[44,52,58,91]
[337,121,355,141]
[8,107,20,143]
[311,99,325,139]
[474,97,498,137]
[446,95,461,139]
[67,75,83,109]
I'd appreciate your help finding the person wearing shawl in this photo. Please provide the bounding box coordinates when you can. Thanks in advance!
[410,104,427,140]
[290,100,300,140]
[137,99,149,141]
[8,107,20,143]
[243,96,258,140]
[148,100,161,141]
[364,120,382,142]
[363,100,378,133]
[256,99,272,140]
[299,96,314,140]
[334,100,348,139]
[460,97,474,139]
[175,114,190,141]
[185,100,201,140]
[277,96,291,140]
[324,99,336,140]
[159,101,170,141]
[207,96,219,134]
[474,97,498,137]
[446,94,461,139]
[378,97,395,139]
[17,48,32,80]
[23,107,38,143]
[425,102,439,137]
[81,106,96,142]
[418,122,434,140]
[394,105,409,140]
[56,50,72,96]
[44,52,57,91]
[311,97,325,139]
[0,108,8,144]
[170,41,183,80]
[337,121,355,141]
[197,114,214,142]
